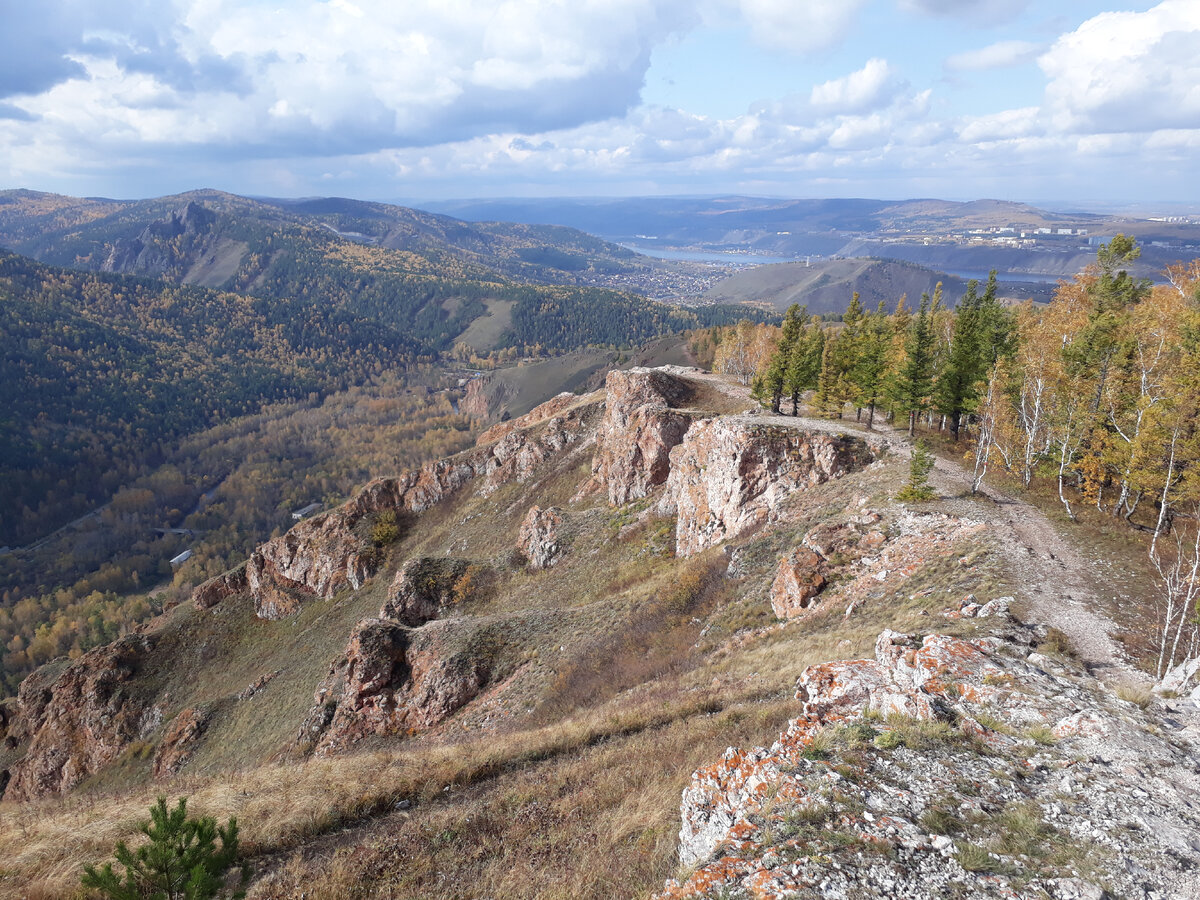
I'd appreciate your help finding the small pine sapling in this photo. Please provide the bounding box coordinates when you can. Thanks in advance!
[898,439,937,501]
[81,796,250,900]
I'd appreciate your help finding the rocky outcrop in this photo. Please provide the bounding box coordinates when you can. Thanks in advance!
[476,392,582,447]
[459,377,496,420]
[191,564,248,610]
[299,618,492,755]
[239,396,601,619]
[591,368,694,505]
[770,511,888,619]
[659,608,1200,899]
[3,635,158,800]
[769,549,826,619]
[518,506,565,569]
[380,557,471,625]
[102,201,217,276]
[661,421,875,557]
[152,707,208,779]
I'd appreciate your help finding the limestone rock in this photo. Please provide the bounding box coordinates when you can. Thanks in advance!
[476,392,581,446]
[591,368,693,505]
[660,421,874,557]
[152,707,208,779]
[659,612,1200,900]
[241,396,601,619]
[191,564,248,610]
[3,635,158,800]
[380,557,471,625]
[518,506,565,570]
[769,548,826,618]
[300,618,491,755]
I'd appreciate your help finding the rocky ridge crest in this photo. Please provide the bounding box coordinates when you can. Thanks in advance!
[658,599,1200,899]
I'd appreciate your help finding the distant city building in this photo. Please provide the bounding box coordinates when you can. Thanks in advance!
[170,549,193,566]
[292,502,322,520]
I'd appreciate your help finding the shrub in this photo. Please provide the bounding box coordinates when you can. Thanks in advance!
[370,509,401,547]
[81,796,250,900]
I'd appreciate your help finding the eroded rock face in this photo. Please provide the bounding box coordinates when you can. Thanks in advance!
[3,635,158,800]
[659,609,1200,900]
[299,619,490,755]
[592,368,693,505]
[152,707,208,779]
[769,549,826,619]
[240,396,602,620]
[380,557,471,625]
[661,421,875,557]
[476,392,581,447]
[191,565,248,610]
[518,506,565,569]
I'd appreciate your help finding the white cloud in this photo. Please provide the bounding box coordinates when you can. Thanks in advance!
[810,59,898,114]
[957,106,1041,143]
[945,40,1041,72]
[738,0,868,53]
[1039,0,1200,134]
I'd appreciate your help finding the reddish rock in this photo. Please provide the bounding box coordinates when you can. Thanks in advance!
[769,548,827,619]
[518,506,565,569]
[241,397,601,619]
[460,377,499,420]
[300,619,491,755]
[191,565,248,610]
[152,707,208,779]
[477,392,581,446]
[660,421,875,557]
[3,635,158,800]
[380,557,471,625]
[591,368,694,505]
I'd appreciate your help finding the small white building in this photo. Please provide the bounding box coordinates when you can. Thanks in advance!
[170,549,193,567]
[292,502,322,520]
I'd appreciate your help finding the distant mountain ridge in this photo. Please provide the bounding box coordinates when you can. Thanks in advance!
[0,188,655,289]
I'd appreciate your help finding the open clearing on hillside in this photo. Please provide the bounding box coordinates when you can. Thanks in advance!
[453,298,515,350]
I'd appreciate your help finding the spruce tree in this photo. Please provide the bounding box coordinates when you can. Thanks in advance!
[935,279,982,440]
[852,301,894,429]
[785,318,824,414]
[760,304,803,412]
[892,292,936,436]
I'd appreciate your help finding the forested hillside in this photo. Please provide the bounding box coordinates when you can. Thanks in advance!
[709,236,1200,677]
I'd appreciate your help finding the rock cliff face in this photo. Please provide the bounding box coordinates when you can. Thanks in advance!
[518,505,565,569]
[3,635,158,800]
[299,618,492,755]
[152,707,209,779]
[661,421,875,557]
[591,368,694,505]
[380,557,471,625]
[191,565,248,611]
[231,393,601,619]
[659,605,1200,900]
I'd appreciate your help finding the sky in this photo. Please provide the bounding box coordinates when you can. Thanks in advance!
[1,0,1199,205]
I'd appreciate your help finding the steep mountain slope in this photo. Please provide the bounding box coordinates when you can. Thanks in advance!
[701,258,970,314]
[1,367,1194,899]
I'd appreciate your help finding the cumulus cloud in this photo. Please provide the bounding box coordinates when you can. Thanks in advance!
[810,59,899,114]
[1039,0,1200,135]
[945,40,1041,72]
[738,0,868,53]
[2,0,696,157]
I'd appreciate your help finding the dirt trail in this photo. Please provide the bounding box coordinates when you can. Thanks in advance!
[695,371,1142,685]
